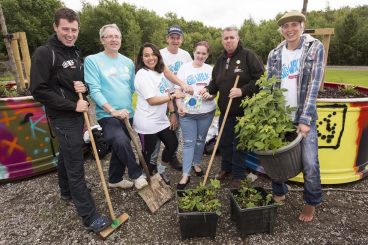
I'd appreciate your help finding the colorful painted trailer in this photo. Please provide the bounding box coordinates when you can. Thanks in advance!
[0,96,58,182]
[245,83,368,184]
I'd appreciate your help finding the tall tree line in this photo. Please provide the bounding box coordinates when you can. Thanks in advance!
[0,0,367,65]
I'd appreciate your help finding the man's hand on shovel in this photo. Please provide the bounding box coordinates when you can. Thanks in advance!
[111,109,130,120]
[74,81,89,112]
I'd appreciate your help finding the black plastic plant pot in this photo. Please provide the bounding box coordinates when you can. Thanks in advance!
[176,190,218,240]
[255,133,303,182]
[229,187,278,237]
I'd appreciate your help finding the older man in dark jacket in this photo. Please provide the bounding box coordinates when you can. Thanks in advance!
[201,26,264,187]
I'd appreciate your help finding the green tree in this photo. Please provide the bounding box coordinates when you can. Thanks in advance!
[78,0,142,59]
[135,8,167,48]
[0,0,62,56]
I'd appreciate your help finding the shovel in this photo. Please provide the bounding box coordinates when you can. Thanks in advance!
[124,117,173,213]
[78,93,129,239]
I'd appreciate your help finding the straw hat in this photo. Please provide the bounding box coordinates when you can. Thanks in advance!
[277,11,306,26]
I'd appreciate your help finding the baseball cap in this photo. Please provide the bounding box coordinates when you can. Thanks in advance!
[277,11,306,26]
[167,25,183,36]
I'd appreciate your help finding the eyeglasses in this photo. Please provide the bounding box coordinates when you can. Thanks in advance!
[103,35,121,40]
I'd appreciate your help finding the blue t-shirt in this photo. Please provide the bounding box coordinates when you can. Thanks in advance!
[84,52,135,120]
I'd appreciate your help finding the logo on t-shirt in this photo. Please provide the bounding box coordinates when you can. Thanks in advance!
[169,61,184,74]
[186,72,210,86]
[159,77,172,94]
[282,59,299,79]
[62,59,76,69]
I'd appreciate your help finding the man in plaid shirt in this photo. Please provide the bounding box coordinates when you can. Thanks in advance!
[266,10,325,222]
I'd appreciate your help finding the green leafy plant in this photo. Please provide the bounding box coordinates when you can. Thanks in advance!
[178,179,222,215]
[235,73,295,153]
[234,178,273,209]
[340,84,361,96]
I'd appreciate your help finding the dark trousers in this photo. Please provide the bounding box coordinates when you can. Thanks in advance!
[219,115,248,179]
[98,117,142,183]
[52,116,98,226]
[138,127,178,171]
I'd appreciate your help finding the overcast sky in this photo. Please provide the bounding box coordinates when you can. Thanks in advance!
[63,0,366,28]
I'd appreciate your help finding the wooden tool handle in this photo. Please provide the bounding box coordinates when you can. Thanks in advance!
[203,75,240,185]
[123,117,151,182]
[78,93,116,220]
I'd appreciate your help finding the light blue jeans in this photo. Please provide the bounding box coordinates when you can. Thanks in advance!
[272,122,322,206]
[179,111,215,176]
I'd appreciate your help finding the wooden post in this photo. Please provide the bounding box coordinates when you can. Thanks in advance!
[10,37,26,89]
[304,28,334,88]
[19,32,31,84]
[0,3,21,92]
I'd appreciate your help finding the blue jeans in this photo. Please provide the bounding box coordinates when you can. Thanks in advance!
[51,116,98,226]
[272,122,322,205]
[98,117,143,183]
[219,115,248,179]
[179,111,215,176]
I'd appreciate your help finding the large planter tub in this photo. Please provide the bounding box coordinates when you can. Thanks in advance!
[0,96,59,182]
[245,82,368,184]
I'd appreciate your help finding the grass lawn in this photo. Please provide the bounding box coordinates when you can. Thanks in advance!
[324,69,368,87]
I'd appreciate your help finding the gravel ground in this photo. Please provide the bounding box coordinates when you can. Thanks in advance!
[1,150,368,245]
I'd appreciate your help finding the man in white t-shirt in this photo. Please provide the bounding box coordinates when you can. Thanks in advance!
[267,10,324,222]
[150,25,193,171]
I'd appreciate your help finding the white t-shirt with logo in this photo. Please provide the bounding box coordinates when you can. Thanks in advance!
[160,47,192,74]
[176,62,216,114]
[281,46,302,120]
[133,68,173,134]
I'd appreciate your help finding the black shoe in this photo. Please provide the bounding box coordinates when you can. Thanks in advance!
[169,157,182,171]
[60,194,72,201]
[159,172,171,185]
[215,170,231,180]
[87,216,112,233]
[176,177,190,190]
[192,166,204,177]
[230,178,242,188]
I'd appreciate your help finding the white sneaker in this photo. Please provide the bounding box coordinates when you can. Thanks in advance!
[246,172,258,182]
[108,179,134,189]
[134,175,148,190]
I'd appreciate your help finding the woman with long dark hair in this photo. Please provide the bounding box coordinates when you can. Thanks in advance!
[133,43,185,185]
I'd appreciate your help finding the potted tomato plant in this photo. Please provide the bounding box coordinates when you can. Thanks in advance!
[176,179,221,240]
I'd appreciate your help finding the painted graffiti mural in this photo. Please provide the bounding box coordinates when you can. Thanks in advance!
[0,96,58,181]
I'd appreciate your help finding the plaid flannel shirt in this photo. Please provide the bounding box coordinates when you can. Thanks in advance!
[266,34,325,126]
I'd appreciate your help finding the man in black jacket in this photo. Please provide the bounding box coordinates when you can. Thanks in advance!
[30,7,110,233]
[201,26,264,187]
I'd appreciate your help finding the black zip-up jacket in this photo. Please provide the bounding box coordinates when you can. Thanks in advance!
[207,42,264,117]
[30,34,85,119]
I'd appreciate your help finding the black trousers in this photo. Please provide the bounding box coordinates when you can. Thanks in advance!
[138,127,178,170]
[51,116,98,226]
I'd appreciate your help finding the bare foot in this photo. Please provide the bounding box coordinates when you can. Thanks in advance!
[273,195,286,203]
[299,204,315,222]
